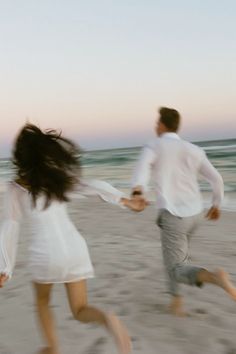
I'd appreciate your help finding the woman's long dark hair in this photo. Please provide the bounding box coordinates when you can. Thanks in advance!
[13,123,81,208]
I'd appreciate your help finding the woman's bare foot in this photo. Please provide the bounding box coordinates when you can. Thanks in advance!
[213,269,236,300]
[106,314,131,354]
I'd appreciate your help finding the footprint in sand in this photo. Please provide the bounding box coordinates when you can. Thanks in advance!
[0,344,11,354]
[218,338,236,354]
[192,308,208,315]
[85,337,107,354]
[226,350,236,354]
[130,336,142,351]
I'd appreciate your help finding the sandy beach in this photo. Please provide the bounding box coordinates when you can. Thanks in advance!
[0,196,236,354]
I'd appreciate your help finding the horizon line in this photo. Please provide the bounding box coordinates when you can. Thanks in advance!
[0,136,236,160]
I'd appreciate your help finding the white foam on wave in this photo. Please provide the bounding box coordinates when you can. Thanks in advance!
[203,144,236,151]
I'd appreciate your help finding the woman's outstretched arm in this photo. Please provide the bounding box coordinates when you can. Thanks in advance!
[74,179,148,211]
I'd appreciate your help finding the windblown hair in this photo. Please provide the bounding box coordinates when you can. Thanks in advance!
[159,107,181,132]
[13,123,81,208]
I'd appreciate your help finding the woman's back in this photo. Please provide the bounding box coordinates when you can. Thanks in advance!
[3,181,94,284]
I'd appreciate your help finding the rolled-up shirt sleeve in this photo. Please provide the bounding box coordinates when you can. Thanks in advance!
[0,182,24,279]
[131,144,156,192]
[199,152,224,207]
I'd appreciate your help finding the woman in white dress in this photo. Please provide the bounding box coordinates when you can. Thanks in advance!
[0,124,145,354]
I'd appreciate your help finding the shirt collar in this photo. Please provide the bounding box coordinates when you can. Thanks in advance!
[161,132,180,140]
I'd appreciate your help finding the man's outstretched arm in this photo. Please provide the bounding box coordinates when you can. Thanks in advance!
[199,152,224,220]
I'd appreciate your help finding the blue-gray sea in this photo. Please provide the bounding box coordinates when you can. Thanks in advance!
[0,139,235,210]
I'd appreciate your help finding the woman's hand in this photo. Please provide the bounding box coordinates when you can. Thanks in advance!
[0,274,8,288]
[121,197,149,212]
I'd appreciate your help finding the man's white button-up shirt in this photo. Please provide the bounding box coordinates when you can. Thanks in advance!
[132,133,224,217]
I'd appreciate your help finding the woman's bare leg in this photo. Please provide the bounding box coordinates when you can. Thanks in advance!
[65,280,131,354]
[33,282,59,354]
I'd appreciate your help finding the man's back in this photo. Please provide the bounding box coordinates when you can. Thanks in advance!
[132,133,223,217]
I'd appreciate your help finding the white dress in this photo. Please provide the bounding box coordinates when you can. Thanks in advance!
[0,180,125,283]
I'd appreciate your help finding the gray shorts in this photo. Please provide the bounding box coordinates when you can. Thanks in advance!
[157,209,205,296]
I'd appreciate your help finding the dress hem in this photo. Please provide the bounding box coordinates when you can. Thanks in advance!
[30,273,94,284]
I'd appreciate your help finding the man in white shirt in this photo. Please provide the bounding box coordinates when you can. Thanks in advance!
[131,107,236,316]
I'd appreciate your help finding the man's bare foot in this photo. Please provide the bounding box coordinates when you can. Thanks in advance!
[213,269,236,300]
[106,314,131,354]
[169,296,188,317]
[38,347,59,354]
[169,307,188,317]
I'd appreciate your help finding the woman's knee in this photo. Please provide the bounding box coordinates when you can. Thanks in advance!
[71,302,88,320]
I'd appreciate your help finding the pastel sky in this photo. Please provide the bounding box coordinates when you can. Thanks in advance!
[0,0,235,157]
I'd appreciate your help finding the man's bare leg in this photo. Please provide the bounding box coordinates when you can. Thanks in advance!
[169,296,187,317]
[197,268,236,300]
[169,268,236,316]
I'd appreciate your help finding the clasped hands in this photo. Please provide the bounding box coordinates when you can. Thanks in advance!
[121,188,148,212]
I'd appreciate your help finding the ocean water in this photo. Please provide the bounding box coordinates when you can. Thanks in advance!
[0,138,236,211]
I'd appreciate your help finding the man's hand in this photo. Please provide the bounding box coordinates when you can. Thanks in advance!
[206,206,221,220]
[0,274,8,288]
[131,186,143,198]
